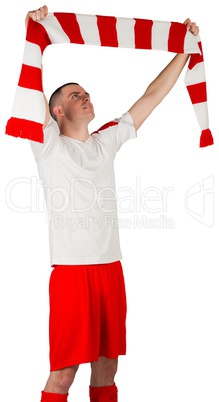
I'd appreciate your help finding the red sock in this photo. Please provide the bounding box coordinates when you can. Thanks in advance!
[41,391,68,402]
[89,384,118,402]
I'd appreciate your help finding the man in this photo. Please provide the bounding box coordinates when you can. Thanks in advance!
[25,5,199,402]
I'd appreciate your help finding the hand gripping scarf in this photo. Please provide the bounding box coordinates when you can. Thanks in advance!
[5,12,213,147]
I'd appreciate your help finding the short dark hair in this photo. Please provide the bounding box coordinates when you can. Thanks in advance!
[49,82,79,121]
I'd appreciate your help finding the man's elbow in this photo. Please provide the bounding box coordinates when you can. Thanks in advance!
[144,90,164,109]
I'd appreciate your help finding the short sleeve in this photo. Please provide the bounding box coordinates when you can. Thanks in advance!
[93,112,137,158]
[113,112,137,153]
[29,118,62,163]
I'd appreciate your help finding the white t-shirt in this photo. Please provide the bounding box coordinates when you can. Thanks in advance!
[30,112,137,266]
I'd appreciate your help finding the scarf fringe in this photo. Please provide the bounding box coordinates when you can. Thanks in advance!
[5,117,44,143]
[200,129,214,148]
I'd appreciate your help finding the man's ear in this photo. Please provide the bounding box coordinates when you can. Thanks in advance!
[53,105,64,119]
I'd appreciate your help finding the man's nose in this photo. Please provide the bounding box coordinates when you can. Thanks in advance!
[83,95,89,102]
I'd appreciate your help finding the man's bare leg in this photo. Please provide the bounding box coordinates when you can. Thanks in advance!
[43,365,79,394]
[90,356,118,387]
[90,357,118,401]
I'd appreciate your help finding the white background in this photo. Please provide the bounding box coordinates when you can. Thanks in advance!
[0,1,218,401]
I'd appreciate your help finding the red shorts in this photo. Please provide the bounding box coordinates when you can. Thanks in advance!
[49,260,127,371]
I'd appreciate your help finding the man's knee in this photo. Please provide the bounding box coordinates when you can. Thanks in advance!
[59,365,79,390]
[45,365,79,393]
[90,357,118,387]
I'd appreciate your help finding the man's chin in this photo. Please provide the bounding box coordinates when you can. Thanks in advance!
[89,112,95,122]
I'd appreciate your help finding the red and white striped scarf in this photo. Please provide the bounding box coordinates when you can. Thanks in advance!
[5,12,213,147]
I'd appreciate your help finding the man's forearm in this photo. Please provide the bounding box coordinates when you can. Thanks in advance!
[144,53,190,104]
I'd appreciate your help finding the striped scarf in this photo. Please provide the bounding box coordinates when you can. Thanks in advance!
[5,12,213,147]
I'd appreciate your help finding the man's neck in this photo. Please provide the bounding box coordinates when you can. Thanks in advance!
[59,120,90,142]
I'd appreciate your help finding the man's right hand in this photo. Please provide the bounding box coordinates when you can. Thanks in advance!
[25,5,48,28]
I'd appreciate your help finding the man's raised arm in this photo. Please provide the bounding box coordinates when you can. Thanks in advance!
[128,19,199,131]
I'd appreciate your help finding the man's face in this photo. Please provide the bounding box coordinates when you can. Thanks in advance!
[59,84,95,123]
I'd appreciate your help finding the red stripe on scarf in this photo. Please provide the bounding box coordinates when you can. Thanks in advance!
[134,19,153,49]
[26,18,51,52]
[54,13,84,44]
[188,41,204,69]
[187,82,207,104]
[92,120,118,134]
[5,118,44,143]
[97,16,118,47]
[18,65,43,91]
[168,22,187,53]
